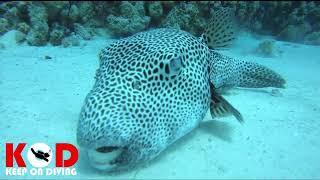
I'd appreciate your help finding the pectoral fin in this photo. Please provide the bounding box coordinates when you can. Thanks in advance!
[210,83,244,124]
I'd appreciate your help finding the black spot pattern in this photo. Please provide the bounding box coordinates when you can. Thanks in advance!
[77,28,211,170]
[209,50,286,90]
[202,8,236,49]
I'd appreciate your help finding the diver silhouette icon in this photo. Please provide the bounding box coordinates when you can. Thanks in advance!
[30,148,50,162]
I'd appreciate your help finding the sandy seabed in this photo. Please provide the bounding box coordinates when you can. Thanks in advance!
[0,31,319,179]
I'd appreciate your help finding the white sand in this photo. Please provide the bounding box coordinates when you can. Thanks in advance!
[0,31,319,179]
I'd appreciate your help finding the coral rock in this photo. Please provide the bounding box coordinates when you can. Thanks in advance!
[62,34,80,47]
[162,2,205,36]
[17,22,30,34]
[43,1,68,22]
[255,40,278,57]
[61,4,80,24]
[277,23,312,42]
[119,1,137,17]
[0,1,319,46]
[304,31,320,45]
[78,2,95,23]
[15,30,26,43]
[26,3,49,46]
[161,1,176,9]
[0,18,9,34]
[49,29,64,46]
[2,6,19,28]
[74,23,93,40]
[148,2,163,19]
[26,29,47,46]
[106,1,150,36]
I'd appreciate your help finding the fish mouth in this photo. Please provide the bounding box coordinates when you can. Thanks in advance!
[96,146,120,153]
[87,146,123,171]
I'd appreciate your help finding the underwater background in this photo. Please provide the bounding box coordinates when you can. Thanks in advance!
[0,1,319,179]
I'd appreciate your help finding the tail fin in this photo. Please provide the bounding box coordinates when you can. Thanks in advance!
[202,8,237,49]
[210,51,286,89]
[238,61,286,88]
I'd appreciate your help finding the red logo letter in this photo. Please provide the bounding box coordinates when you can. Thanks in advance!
[56,143,78,167]
[6,143,26,167]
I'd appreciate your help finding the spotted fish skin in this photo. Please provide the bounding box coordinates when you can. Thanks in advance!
[77,28,211,171]
[209,50,285,90]
[77,28,285,172]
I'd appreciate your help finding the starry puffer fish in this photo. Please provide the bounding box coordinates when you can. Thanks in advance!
[77,8,285,172]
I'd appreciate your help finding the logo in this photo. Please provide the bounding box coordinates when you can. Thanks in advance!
[27,143,52,168]
[5,143,78,176]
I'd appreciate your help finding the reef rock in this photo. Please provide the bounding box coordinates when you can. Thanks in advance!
[0,1,319,46]
[43,1,68,22]
[162,2,206,36]
[74,23,93,40]
[26,3,49,46]
[304,31,320,45]
[15,30,26,43]
[62,34,80,47]
[277,23,312,42]
[147,2,163,19]
[78,2,95,23]
[17,22,30,34]
[106,1,150,36]
[254,40,279,58]
[61,4,80,26]
[0,18,9,34]
[49,29,64,46]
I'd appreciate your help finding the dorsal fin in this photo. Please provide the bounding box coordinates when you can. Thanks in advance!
[210,82,244,124]
[202,8,237,49]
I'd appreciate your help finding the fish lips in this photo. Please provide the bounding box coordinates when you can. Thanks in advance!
[87,146,124,171]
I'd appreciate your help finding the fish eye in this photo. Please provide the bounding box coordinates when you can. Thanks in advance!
[132,81,141,90]
[170,56,182,70]
[168,56,183,76]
